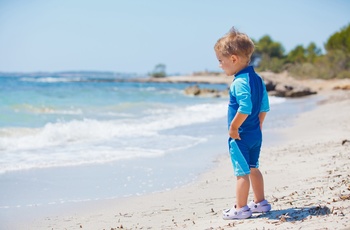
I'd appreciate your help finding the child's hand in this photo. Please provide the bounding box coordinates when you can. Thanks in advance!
[229,128,241,140]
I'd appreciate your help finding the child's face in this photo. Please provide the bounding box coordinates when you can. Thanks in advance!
[215,51,237,76]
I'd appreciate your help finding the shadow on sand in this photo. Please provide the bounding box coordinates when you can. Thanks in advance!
[253,205,331,222]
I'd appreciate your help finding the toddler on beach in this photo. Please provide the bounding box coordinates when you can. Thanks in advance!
[214,27,272,219]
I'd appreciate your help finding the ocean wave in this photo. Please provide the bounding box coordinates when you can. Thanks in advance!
[20,77,82,83]
[1,102,226,149]
[0,134,206,174]
[12,104,83,115]
[0,102,224,173]
[269,96,286,104]
[0,97,282,152]
[0,96,284,173]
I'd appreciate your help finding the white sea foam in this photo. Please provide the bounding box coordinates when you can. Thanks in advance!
[14,104,83,115]
[0,101,226,173]
[20,77,81,83]
[0,96,284,174]
[269,96,286,104]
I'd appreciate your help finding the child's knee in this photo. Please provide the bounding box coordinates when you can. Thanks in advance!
[237,174,250,179]
[250,168,260,174]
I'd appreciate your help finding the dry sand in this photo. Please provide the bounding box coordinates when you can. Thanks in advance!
[13,79,350,230]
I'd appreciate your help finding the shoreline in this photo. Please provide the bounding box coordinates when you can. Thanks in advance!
[134,72,350,98]
[6,88,350,229]
[132,74,232,85]
[135,71,350,91]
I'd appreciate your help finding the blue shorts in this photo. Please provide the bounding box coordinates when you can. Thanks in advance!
[228,135,262,176]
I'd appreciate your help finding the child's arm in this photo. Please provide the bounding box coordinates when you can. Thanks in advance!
[259,112,267,130]
[259,79,269,130]
[229,112,248,140]
[229,78,251,140]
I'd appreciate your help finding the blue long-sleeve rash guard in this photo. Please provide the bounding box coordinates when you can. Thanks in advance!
[228,66,270,133]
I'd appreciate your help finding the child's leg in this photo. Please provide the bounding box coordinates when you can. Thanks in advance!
[236,175,250,209]
[228,138,251,209]
[249,168,265,203]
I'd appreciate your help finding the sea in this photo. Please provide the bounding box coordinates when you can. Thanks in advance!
[0,72,318,217]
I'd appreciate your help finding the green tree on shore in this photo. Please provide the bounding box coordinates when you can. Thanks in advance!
[254,35,285,73]
[254,24,350,79]
[322,24,350,78]
[325,24,350,53]
[306,42,321,63]
[286,45,306,64]
[150,63,166,78]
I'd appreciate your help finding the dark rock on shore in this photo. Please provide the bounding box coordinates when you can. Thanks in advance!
[184,85,228,97]
[263,79,317,97]
[261,73,317,98]
[184,73,317,98]
[333,84,350,90]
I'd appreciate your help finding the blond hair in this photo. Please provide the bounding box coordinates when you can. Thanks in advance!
[214,27,255,61]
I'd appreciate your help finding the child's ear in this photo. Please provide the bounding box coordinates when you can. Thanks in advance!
[230,55,238,63]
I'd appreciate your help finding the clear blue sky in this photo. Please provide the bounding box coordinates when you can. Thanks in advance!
[0,0,349,74]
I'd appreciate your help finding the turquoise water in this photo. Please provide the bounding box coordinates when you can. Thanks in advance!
[0,73,234,173]
[0,72,294,210]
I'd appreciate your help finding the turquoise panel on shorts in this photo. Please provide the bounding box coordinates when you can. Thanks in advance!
[229,139,250,176]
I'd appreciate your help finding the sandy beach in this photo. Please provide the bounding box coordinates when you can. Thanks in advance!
[6,76,350,230]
